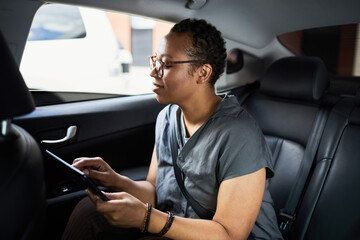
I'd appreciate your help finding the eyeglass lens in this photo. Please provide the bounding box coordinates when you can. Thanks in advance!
[155,60,163,78]
[149,57,163,78]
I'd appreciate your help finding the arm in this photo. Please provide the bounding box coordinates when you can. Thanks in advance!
[73,145,158,205]
[155,167,266,240]
[87,167,266,240]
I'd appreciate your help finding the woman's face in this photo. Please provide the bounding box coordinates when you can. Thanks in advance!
[150,32,200,105]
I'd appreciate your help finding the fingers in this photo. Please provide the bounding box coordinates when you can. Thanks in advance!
[73,157,91,166]
[73,157,119,189]
[86,190,145,228]
[72,157,106,170]
[86,168,107,182]
[86,189,101,205]
[96,192,140,214]
[86,190,126,212]
[103,192,126,201]
[72,157,110,176]
[86,190,125,204]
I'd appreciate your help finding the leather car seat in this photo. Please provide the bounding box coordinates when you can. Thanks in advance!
[289,90,360,239]
[240,57,329,217]
[0,31,45,239]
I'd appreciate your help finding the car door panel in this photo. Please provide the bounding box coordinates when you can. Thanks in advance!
[16,94,162,142]
[14,94,163,196]
[13,93,164,238]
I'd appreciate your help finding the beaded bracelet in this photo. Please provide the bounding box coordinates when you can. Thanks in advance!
[140,203,152,233]
[157,211,175,236]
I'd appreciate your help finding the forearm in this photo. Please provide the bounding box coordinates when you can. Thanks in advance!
[111,174,156,205]
[147,208,242,240]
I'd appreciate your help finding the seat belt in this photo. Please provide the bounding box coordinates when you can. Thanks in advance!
[168,106,215,220]
[230,82,259,106]
[167,84,257,219]
[279,106,329,234]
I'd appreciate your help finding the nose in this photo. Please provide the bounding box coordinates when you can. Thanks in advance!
[149,66,158,78]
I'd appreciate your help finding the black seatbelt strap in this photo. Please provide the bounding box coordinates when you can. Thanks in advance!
[237,87,257,105]
[279,106,329,234]
[168,106,215,220]
[229,82,259,106]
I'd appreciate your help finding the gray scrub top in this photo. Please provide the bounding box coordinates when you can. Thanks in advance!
[155,95,283,239]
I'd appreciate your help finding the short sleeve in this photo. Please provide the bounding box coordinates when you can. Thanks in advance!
[155,105,171,159]
[217,110,274,182]
[155,106,168,139]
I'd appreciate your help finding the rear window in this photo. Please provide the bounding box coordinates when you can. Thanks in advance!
[278,24,360,95]
[278,24,360,77]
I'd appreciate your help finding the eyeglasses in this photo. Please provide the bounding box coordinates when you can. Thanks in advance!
[149,55,203,78]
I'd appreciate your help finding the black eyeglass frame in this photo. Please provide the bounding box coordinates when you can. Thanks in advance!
[149,55,203,78]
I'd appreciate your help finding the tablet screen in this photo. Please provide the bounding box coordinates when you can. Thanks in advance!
[45,150,85,176]
[45,150,109,201]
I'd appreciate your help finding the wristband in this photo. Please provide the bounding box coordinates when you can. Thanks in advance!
[140,203,152,233]
[157,211,175,236]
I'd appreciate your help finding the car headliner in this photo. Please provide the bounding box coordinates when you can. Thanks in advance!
[43,0,360,48]
[1,0,360,64]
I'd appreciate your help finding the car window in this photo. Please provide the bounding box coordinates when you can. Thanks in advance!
[278,24,360,77]
[28,4,86,41]
[20,3,174,102]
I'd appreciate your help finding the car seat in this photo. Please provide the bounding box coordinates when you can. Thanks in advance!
[0,31,46,239]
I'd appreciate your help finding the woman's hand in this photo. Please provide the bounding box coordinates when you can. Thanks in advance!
[72,157,120,189]
[86,190,146,229]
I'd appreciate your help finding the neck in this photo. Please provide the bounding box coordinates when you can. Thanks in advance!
[179,91,221,137]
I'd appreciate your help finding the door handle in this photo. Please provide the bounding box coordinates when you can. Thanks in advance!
[41,126,77,144]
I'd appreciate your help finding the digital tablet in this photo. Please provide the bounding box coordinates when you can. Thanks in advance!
[45,150,109,201]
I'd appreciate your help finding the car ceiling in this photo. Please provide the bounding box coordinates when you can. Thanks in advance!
[1,0,360,64]
[45,0,360,49]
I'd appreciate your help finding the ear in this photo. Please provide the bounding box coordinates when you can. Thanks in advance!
[197,64,212,84]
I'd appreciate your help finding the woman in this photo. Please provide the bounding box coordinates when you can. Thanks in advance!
[62,18,283,240]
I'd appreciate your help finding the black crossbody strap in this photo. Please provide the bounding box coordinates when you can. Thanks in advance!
[168,106,214,219]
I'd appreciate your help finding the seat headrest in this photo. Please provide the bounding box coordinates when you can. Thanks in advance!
[260,56,328,101]
[0,31,35,120]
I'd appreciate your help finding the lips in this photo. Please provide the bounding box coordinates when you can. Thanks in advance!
[152,82,164,93]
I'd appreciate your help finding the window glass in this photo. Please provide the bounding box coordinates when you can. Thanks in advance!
[278,24,360,77]
[20,3,174,96]
[28,4,86,41]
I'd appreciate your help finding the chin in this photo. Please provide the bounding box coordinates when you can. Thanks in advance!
[155,94,176,105]
[155,94,167,104]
